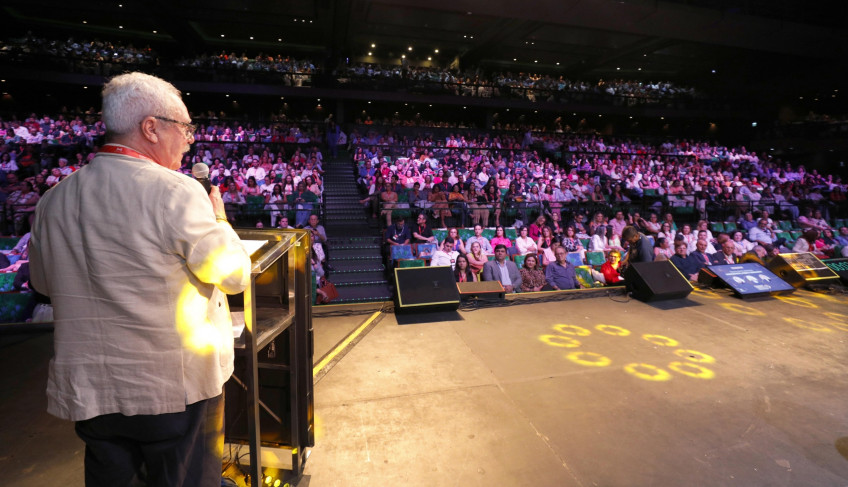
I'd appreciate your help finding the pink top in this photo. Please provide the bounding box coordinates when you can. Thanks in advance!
[491,236,512,248]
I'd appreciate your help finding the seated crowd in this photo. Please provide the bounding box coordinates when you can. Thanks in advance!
[337,63,699,103]
[0,111,334,236]
[384,206,848,293]
[363,128,847,292]
[352,127,847,231]
[3,33,699,107]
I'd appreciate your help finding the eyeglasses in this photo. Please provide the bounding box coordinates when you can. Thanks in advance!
[153,116,197,138]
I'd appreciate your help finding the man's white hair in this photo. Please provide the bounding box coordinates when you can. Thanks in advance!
[101,72,183,136]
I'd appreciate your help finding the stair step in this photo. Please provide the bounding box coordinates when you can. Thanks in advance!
[328,236,381,246]
[330,261,386,273]
[329,248,382,260]
[328,242,381,251]
[334,284,393,303]
[334,279,389,287]
[330,271,388,284]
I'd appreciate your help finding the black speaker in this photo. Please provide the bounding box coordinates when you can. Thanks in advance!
[767,252,840,288]
[624,260,693,302]
[394,266,460,313]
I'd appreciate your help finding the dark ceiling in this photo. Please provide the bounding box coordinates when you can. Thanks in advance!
[4,0,848,103]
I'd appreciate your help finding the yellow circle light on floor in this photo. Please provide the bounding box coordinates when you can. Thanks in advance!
[783,317,832,332]
[595,324,631,336]
[539,334,582,348]
[567,351,612,367]
[553,324,592,336]
[719,302,766,316]
[642,334,679,347]
[776,296,818,308]
[673,349,715,363]
[668,361,715,379]
[624,363,672,381]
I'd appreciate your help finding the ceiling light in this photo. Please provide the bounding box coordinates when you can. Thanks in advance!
[371,43,376,48]
[513,58,517,61]
[250,36,254,40]
[469,35,474,39]
[368,52,372,56]
[220,34,225,38]
[401,54,406,59]
[82,20,87,23]
[616,67,620,70]
[278,38,282,42]
[408,46,413,51]
[556,62,560,65]
[534,60,538,63]
[434,48,439,53]
[152,30,157,34]
[427,57,432,61]
[118,26,123,29]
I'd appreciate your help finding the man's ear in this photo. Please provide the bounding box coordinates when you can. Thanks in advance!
[139,117,159,144]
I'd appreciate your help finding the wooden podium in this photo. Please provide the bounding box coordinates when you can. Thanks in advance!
[225,229,314,486]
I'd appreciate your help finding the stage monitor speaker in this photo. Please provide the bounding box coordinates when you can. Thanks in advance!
[624,260,693,302]
[394,266,460,313]
[703,263,795,298]
[766,252,840,289]
[458,280,505,301]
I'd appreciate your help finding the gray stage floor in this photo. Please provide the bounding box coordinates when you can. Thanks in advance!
[2,287,848,486]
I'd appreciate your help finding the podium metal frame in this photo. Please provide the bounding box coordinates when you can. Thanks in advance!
[229,229,314,486]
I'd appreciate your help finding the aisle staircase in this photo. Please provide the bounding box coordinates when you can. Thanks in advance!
[321,152,392,303]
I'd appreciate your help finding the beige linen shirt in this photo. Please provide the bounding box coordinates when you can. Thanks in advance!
[30,150,252,421]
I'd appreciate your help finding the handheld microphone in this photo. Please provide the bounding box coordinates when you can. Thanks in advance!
[191,162,212,194]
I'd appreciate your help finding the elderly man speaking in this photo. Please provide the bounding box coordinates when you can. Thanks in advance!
[30,72,252,487]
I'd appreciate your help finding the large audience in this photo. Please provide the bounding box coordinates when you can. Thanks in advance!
[353,127,848,290]
[2,106,846,300]
[3,33,699,105]
[338,63,699,103]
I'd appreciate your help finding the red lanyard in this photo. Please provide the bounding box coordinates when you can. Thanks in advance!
[99,144,156,163]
